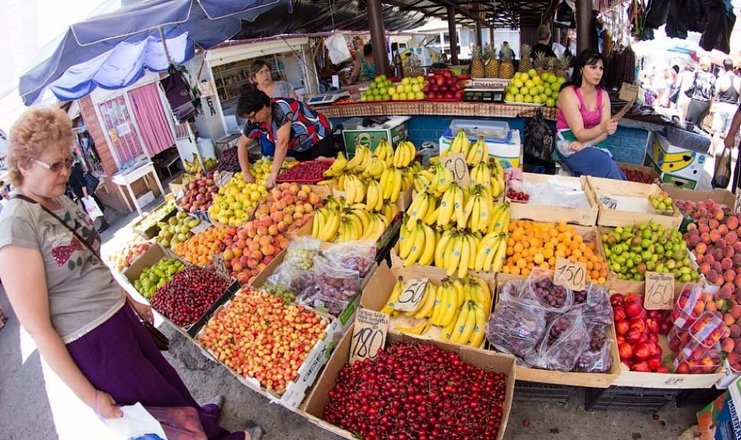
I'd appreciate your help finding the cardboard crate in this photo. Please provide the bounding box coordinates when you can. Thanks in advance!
[586,176,683,229]
[440,129,522,169]
[492,276,622,388]
[331,186,413,212]
[131,200,177,239]
[660,185,737,212]
[508,173,598,226]
[618,162,661,184]
[359,263,496,349]
[301,327,516,440]
[168,175,184,195]
[608,284,727,389]
[194,289,335,410]
[341,116,410,159]
[122,244,180,288]
[647,131,710,188]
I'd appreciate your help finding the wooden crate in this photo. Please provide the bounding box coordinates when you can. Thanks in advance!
[508,173,598,226]
[586,176,683,229]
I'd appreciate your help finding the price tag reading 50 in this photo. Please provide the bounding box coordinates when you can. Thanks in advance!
[553,257,587,291]
[350,309,389,364]
[441,153,471,186]
[644,271,674,310]
[393,278,428,312]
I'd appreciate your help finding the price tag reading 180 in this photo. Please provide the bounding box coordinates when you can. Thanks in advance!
[350,309,389,364]
[554,257,587,291]
[441,153,471,186]
[644,271,674,310]
[393,278,428,312]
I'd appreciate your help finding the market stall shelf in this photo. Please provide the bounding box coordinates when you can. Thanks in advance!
[111,158,166,216]
[318,101,557,120]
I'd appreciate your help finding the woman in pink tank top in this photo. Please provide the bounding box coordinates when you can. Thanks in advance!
[555,49,626,180]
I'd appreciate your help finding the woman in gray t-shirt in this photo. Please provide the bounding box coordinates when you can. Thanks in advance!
[249,59,298,100]
[0,107,258,439]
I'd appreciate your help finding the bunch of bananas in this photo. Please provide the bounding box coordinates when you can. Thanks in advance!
[374,139,394,167]
[398,198,510,276]
[311,196,398,243]
[184,153,205,173]
[392,140,416,168]
[415,158,504,199]
[381,275,491,348]
[465,136,487,166]
[323,151,347,177]
[446,129,470,156]
[470,158,505,197]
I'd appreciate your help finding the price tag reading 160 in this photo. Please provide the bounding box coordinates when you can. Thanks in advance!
[553,257,586,291]
[350,309,389,364]
[644,271,674,310]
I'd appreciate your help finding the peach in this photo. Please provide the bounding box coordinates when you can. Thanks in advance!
[268,225,279,236]
[257,262,267,271]
[699,224,710,234]
[288,184,300,195]
[736,274,741,289]
[308,193,321,205]
[247,258,259,269]
[300,184,311,193]
[723,257,734,271]
[727,216,739,230]
[714,208,725,221]
[223,249,234,260]
[297,190,308,201]
[232,247,243,258]
[725,231,738,245]
[232,262,243,272]
[251,250,263,261]
[701,232,711,244]
[249,241,261,252]
[719,224,730,235]
[726,270,737,283]
[710,230,722,243]
[271,211,283,223]
[259,235,273,246]
[237,271,251,285]
[710,218,720,229]
[723,338,736,353]
[303,202,313,213]
[263,255,273,265]
[696,242,708,254]
[699,263,711,274]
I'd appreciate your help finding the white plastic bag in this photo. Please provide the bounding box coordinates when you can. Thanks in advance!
[82,195,104,220]
[103,403,167,439]
[325,34,352,65]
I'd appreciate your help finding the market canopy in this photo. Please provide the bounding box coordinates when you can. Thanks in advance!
[18,0,292,105]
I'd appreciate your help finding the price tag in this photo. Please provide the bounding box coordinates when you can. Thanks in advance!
[190,222,210,234]
[393,278,428,312]
[600,196,618,210]
[211,254,231,280]
[441,153,471,186]
[215,171,233,188]
[554,257,587,291]
[349,309,389,364]
[644,271,674,310]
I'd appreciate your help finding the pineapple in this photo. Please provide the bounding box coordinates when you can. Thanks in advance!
[499,48,514,79]
[533,52,548,75]
[470,45,485,78]
[556,56,571,79]
[545,57,558,76]
[485,43,499,78]
[519,44,532,73]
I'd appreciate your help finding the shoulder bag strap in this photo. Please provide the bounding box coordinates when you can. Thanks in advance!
[11,194,101,260]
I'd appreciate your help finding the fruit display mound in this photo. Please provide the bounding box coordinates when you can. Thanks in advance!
[150,266,230,327]
[276,160,333,183]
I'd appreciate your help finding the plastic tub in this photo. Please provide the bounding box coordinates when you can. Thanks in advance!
[449,119,511,143]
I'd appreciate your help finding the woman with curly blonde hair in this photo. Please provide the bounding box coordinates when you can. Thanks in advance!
[0,106,261,439]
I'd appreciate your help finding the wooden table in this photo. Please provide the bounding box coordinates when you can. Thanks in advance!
[111,161,165,216]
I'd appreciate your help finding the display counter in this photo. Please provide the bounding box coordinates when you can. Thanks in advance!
[318,101,557,120]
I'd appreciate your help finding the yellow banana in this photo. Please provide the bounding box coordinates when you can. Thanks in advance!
[439,284,458,327]
[417,223,436,266]
[380,277,404,315]
[445,234,463,277]
[319,211,340,241]
[469,302,488,348]
[413,282,437,320]
[390,168,403,203]
[457,234,471,278]
[449,304,470,344]
[396,320,430,336]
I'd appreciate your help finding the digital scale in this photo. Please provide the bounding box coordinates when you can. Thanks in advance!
[463,88,505,103]
[307,90,350,106]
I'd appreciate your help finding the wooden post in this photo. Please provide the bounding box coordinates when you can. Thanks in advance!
[447,6,458,65]
[576,0,593,54]
[367,0,390,77]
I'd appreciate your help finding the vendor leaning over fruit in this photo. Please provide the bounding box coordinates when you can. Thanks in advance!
[0,106,261,440]
[236,84,334,188]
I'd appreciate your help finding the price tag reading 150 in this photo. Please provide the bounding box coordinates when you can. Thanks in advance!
[553,257,587,291]
[441,153,471,186]
[211,254,231,280]
[393,278,428,312]
[644,271,674,310]
[350,309,389,364]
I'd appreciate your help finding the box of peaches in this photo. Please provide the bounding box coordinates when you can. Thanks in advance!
[611,284,735,389]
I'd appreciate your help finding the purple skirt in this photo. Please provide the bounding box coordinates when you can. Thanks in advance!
[66,305,244,440]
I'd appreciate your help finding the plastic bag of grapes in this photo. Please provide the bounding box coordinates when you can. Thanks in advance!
[285,236,322,271]
[573,285,613,326]
[530,309,588,371]
[520,269,574,314]
[486,282,548,363]
[323,240,376,278]
[573,325,613,373]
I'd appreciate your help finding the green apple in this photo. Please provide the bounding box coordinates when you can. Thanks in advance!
[546,98,556,107]
[515,94,524,102]
[520,86,529,96]
[523,94,533,103]
[528,69,537,78]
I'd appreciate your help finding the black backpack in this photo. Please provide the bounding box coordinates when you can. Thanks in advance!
[524,108,555,163]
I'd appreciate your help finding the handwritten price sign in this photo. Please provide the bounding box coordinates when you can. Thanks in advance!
[554,257,587,291]
[441,153,471,186]
[350,309,389,364]
[215,171,233,188]
[211,254,231,280]
[393,278,428,312]
[644,271,674,310]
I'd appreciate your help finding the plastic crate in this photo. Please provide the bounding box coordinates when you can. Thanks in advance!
[514,380,575,406]
[449,119,511,143]
[584,386,680,412]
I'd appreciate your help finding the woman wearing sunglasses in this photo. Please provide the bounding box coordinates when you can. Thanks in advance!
[0,107,262,440]
[235,84,334,188]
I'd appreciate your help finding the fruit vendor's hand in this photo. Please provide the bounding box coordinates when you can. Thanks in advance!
[131,301,154,324]
[92,390,122,419]
[265,173,277,189]
[724,134,736,151]
[242,170,255,183]
[601,119,618,135]
[568,141,584,152]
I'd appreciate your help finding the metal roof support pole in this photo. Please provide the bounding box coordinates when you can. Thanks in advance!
[367,0,390,77]
[475,21,483,48]
[489,27,494,45]
[575,0,593,54]
[447,6,459,65]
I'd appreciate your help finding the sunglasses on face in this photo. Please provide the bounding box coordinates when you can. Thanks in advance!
[33,157,74,172]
